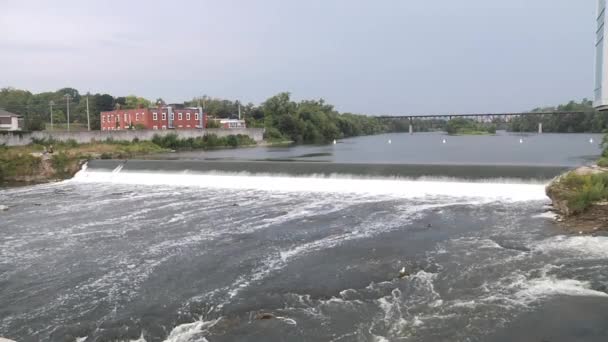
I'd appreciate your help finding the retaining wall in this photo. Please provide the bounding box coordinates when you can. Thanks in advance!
[0,128,265,146]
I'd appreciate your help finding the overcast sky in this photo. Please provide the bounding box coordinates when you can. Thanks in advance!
[0,0,597,114]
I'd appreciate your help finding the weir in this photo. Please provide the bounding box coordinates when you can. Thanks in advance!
[84,159,570,181]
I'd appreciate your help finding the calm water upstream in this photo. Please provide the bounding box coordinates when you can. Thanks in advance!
[1,132,608,342]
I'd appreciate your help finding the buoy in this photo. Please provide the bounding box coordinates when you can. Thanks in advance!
[333,139,336,145]
[519,138,523,144]
[442,138,446,144]
[398,267,409,279]
[590,138,594,144]
[388,139,392,144]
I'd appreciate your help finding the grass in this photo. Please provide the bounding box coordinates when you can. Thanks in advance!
[450,130,494,136]
[556,172,608,214]
[0,133,258,184]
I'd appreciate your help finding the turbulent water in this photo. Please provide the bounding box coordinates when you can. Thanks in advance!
[1,133,608,342]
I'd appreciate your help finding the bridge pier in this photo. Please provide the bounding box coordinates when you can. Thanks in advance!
[538,122,543,134]
[409,124,413,134]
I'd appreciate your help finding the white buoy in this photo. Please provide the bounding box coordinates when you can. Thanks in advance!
[388,139,392,144]
[519,138,523,144]
[333,139,336,145]
[590,138,594,144]
[442,138,446,144]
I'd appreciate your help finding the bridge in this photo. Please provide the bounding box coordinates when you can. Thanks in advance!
[378,111,589,134]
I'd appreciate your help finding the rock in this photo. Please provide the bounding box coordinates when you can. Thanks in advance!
[255,313,274,320]
[0,205,8,211]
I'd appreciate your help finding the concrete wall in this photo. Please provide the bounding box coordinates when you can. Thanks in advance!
[0,128,265,146]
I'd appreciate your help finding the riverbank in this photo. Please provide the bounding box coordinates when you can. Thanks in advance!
[546,165,608,233]
[0,133,257,186]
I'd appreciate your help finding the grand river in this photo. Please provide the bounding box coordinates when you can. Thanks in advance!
[1,132,608,342]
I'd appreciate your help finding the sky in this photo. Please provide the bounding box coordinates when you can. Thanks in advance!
[0,0,597,115]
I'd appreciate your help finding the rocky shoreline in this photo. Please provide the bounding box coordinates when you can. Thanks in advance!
[546,165,608,234]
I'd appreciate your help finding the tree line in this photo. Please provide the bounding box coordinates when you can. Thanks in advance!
[1,86,606,141]
[0,87,390,143]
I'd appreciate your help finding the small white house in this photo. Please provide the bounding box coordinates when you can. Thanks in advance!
[0,109,24,131]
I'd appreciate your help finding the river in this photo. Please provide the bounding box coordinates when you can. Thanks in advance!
[1,132,607,342]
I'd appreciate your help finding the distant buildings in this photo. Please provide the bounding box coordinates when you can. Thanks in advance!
[100,105,206,131]
[213,118,247,129]
[595,0,608,110]
[0,109,24,131]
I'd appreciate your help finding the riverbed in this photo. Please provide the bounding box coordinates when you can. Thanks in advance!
[1,132,607,342]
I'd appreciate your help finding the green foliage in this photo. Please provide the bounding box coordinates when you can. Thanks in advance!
[446,118,495,135]
[206,119,221,128]
[559,172,608,214]
[510,99,607,133]
[51,152,73,178]
[152,133,255,150]
[598,158,608,167]
[263,127,285,141]
[0,152,41,182]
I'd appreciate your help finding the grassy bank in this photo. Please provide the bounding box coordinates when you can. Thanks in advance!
[547,171,608,215]
[0,133,258,185]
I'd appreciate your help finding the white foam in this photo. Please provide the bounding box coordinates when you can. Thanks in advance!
[532,211,558,219]
[162,318,221,342]
[534,235,608,259]
[73,171,547,202]
[518,277,608,299]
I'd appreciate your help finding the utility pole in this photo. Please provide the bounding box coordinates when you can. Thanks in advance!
[86,95,90,131]
[64,94,72,132]
[49,100,55,131]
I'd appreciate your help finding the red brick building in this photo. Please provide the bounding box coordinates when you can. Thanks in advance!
[100,106,207,131]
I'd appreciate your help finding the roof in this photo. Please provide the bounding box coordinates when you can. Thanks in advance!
[0,108,21,118]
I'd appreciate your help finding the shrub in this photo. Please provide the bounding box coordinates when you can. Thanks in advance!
[598,157,608,167]
[263,127,285,141]
[560,172,608,214]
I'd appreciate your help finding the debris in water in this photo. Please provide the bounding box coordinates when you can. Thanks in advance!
[255,313,275,320]
[232,203,240,207]
[0,205,8,211]
[427,223,432,228]
[398,267,409,279]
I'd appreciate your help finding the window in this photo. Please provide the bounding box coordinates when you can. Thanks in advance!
[116,115,120,122]
[124,113,128,122]
[195,113,199,120]
[162,125,166,130]
[170,113,174,120]
[178,112,183,120]
[186,113,190,120]
[162,113,166,120]
[153,112,158,120]
[136,113,140,121]
[187,125,191,128]
[153,125,158,130]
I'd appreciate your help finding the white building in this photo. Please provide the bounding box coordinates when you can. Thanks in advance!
[0,109,24,131]
[595,0,608,110]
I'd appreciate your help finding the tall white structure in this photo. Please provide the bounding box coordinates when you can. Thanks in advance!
[595,0,608,110]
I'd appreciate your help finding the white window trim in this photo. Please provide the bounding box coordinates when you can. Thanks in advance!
[162,113,167,120]
[170,113,174,120]
[178,112,183,120]
[194,113,199,120]
[186,113,190,120]
[136,113,140,121]
[153,112,158,120]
